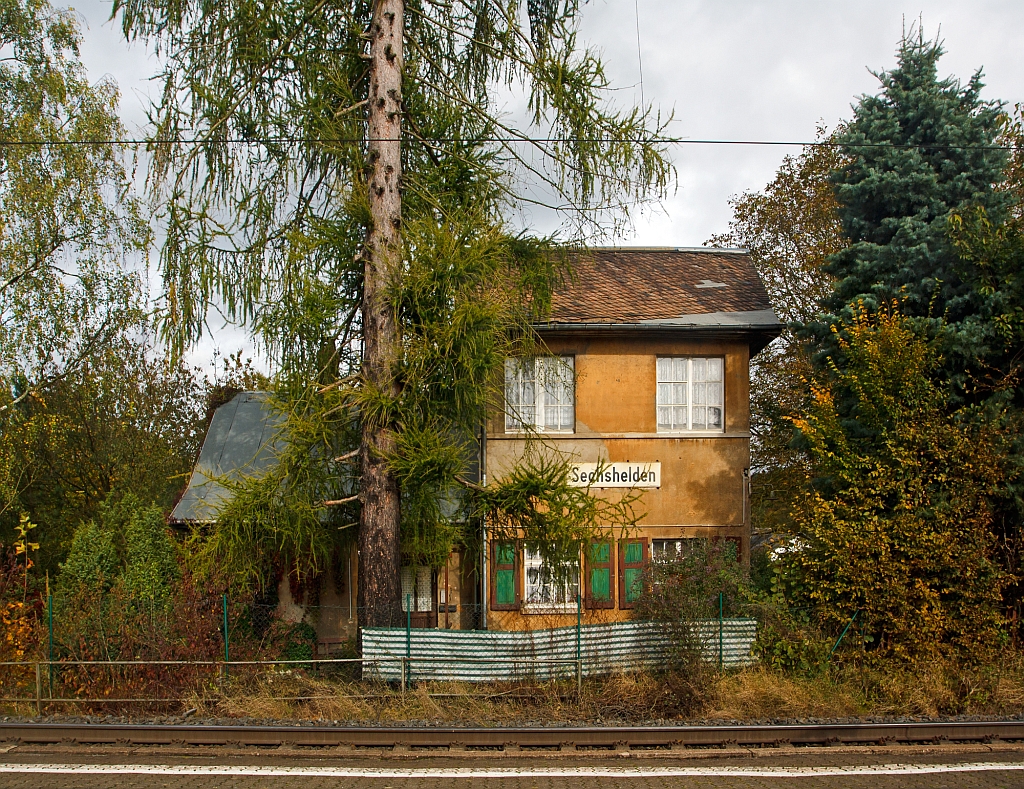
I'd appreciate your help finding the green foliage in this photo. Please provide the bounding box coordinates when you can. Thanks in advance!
[0,0,199,575]
[946,99,1024,399]
[807,30,1009,393]
[188,392,354,590]
[118,498,181,603]
[283,621,317,662]
[115,0,673,585]
[781,307,1009,662]
[474,455,644,579]
[634,539,746,626]
[57,493,180,603]
[0,335,207,573]
[709,129,847,538]
[0,0,149,405]
[57,521,118,592]
[755,617,831,676]
[631,540,746,713]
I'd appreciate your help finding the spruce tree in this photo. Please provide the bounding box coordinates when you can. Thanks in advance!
[806,30,1008,389]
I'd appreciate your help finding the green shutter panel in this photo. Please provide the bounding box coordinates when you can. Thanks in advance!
[492,541,518,608]
[624,567,642,603]
[590,567,611,602]
[619,538,646,609]
[496,568,515,605]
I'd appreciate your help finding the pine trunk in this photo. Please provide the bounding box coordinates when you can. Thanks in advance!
[358,0,404,628]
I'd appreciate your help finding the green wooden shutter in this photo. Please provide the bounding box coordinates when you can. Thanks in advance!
[586,540,613,609]
[491,541,518,609]
[618,538,647,609]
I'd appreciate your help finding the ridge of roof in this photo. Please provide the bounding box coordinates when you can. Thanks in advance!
[583,246,749,254]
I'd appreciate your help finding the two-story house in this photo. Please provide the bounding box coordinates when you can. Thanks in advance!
[477,246,781,631]
[173,246,780,642]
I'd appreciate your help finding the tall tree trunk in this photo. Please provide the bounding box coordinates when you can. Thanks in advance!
[358,0,404,628]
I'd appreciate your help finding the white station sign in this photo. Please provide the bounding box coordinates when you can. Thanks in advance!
[568,462,661,488]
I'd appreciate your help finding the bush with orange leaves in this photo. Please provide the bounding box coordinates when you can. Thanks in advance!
[776,305,1011,663]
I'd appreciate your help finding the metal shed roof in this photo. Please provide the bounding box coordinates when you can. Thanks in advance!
[170,391,285,524]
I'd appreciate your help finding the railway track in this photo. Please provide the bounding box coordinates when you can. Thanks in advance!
[1,720,1022,749]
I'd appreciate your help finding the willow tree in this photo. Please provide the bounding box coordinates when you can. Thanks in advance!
[116,0,672,624]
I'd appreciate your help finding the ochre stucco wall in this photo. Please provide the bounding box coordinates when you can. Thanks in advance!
[483,334,752,630]
[486,335,751,530]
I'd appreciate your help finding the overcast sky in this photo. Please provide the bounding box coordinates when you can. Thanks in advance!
[67,0,1024,368]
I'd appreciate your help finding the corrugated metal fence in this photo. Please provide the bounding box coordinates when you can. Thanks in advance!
[361,619,757,682]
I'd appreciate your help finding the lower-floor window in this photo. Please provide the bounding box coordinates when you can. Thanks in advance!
[652,538,694,562]
[524,547,579,611]
[651,536,742,563]
[400,566,433,612]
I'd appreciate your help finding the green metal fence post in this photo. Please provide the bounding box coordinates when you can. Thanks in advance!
[47,593,53,698]
[829,610,860,659]
[222,593,229,681]
[718,592,724,671]
[406,593,412,689]
[576,592,582,694]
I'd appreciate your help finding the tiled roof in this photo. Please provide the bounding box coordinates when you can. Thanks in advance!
[544,247,780,329]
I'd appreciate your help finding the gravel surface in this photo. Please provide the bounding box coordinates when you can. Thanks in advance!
[3,712,1024,728]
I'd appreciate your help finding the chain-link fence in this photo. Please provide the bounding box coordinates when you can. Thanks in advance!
[0,580,772,717]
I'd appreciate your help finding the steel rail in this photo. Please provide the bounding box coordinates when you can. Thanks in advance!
[1,721,1022,748]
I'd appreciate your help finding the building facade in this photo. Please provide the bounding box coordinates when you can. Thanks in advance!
[480,247,780,630]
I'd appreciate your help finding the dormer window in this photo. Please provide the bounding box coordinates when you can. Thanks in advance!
[504,356,575,432]
[657,357,724,432]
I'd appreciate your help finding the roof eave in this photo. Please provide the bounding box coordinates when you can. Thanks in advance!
[534,321,784,355]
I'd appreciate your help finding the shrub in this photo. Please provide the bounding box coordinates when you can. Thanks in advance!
[633,539,747,714]
[781,307,1009,663]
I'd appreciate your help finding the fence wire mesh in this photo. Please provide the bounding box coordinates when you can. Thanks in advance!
[1,584,761,715]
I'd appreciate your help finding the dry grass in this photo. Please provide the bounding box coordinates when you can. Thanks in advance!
[707,667,864,720]
[199,657,1024,724]
[12,655,1024,723]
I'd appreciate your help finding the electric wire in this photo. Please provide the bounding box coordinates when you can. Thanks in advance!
[0,136,1014,150]
[634,0,645,110]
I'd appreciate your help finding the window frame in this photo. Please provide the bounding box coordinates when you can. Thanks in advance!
[504,355,575,434]
[489,541,521,611]
[584,538,615,610]
[400,565,434,613]
[655,356,725,433]
[651,538,693,564]
[522,546,580,614]
[618,537,648,609]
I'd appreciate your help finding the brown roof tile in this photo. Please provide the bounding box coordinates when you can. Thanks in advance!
[545,248,778,327]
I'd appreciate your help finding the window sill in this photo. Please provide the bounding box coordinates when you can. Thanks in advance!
[656,430,726,436]
[502,429,576,436]
[521,603,578,615]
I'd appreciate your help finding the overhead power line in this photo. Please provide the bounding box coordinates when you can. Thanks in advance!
[0,136,1014,151]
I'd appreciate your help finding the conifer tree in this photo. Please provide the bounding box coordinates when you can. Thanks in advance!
[805,30,1008,391]
[115,0,672,622]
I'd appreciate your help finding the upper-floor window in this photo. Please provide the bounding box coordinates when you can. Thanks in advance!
[657,357,724,432]
[504,356,574,432]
